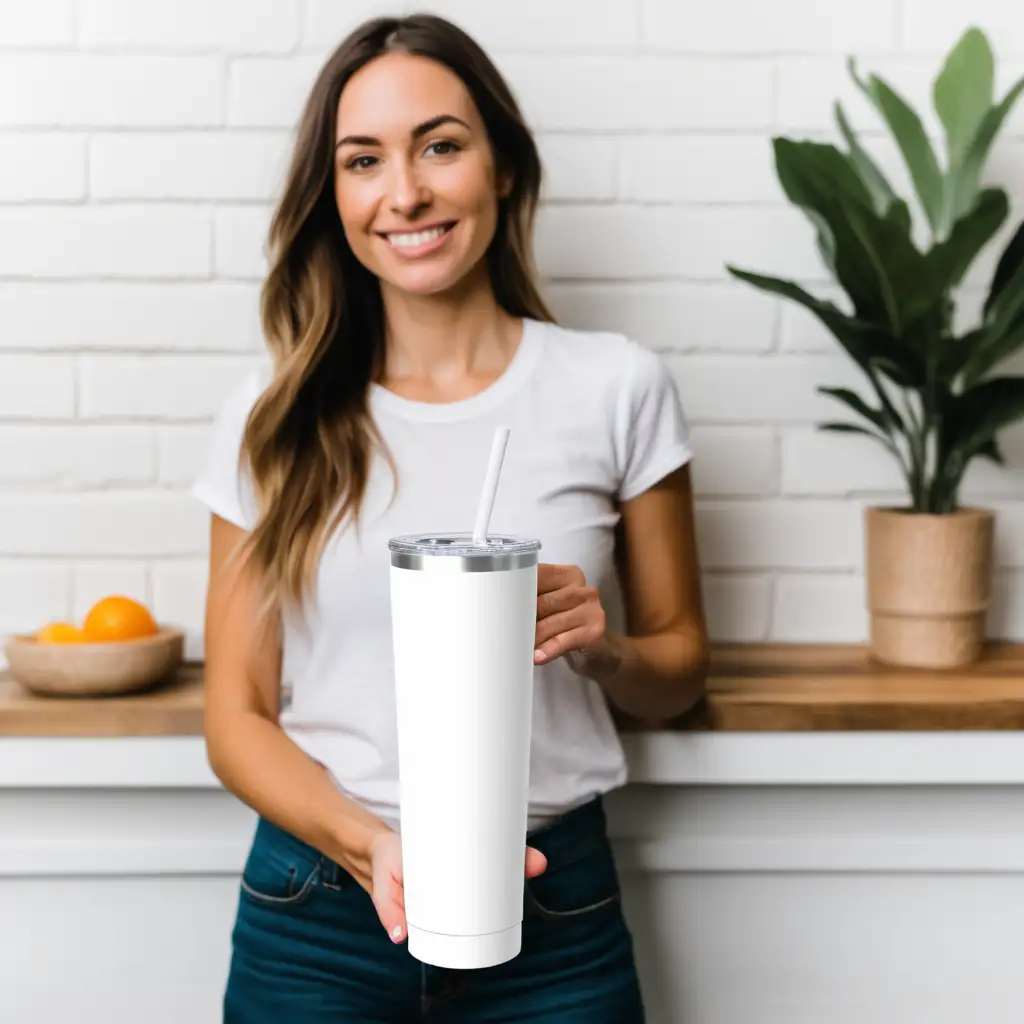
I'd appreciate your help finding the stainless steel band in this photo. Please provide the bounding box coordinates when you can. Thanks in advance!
[390,551,539,573]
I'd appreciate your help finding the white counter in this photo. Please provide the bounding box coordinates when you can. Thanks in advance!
[4,732,1024,1023]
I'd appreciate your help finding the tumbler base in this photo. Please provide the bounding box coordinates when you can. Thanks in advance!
[406,921,521,969]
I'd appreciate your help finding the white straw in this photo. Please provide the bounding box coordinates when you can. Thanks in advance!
[472,426,510,545]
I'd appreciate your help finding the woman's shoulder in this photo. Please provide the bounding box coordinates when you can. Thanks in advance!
[533,318,672,397]
[192,361,270,530]
[201,360,271,473]
[534,318,662,377]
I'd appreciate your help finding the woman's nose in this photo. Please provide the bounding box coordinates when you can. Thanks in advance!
[388,160,430,217]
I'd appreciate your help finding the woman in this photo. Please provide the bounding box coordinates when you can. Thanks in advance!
[193,12,709,1023]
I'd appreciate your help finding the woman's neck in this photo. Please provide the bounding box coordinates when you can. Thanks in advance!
[377,273,522,400]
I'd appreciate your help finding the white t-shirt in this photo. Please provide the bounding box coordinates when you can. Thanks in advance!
[192,317,693,831]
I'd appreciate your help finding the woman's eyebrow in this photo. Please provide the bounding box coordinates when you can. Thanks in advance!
[335,113,471,151]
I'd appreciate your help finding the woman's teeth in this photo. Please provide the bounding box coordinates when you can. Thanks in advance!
[387,225,449,248]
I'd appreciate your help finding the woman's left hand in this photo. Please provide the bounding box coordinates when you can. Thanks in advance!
[534,563,617,673]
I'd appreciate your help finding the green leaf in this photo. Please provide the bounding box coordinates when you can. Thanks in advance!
[840,201,902,329]
[977,437,1005,465]
[960,317,1024,387]
[934,28,994,166]
[935,378,1024,510]
[850,58,945,237]
[840,197,936,334]
[773,138,940,333]
[922,188,1008,295]
[819,421,888,441]
[950,75,1024,224]
[870,354,921,390]
[774,139,867,286]
[985,220,1024,317]
[726,268,879,370]
[769,141,892,322]
[941,326,988,382]
[818,386,891,434]
[806,208,837,276]
[945,376,1024,463]
[887,197,913,238]
[834,101,897,216]
[725,267,917,423]
[985,256,1024,342]
[774,137,874,209]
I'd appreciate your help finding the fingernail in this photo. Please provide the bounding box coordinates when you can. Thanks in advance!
[391,924,404,942]
[534,649,547,663]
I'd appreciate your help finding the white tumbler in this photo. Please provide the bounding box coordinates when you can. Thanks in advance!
[388,532,541,969]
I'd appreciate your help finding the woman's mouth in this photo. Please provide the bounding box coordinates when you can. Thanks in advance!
[380,222,456,259]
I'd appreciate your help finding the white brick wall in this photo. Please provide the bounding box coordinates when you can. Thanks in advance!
[2,0,1024,661]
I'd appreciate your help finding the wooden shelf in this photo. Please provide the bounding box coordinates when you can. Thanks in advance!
[3,643,1024,737]
[661,642,1024,732]
[0,662,204,737]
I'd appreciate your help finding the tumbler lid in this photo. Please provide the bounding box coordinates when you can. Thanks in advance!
[388,533,541,572]
[388,533,540,557]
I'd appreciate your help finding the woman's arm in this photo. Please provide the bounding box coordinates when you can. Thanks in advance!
[203,514,393,895]
[534,463,710,724]
[595,462,710,722]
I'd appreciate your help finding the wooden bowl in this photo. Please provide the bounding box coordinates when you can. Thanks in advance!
[3,627,186,697]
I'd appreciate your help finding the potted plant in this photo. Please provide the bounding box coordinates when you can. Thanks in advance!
[729,27,1024,669]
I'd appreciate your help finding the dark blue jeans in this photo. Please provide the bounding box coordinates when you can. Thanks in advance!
[223,796,645,1022]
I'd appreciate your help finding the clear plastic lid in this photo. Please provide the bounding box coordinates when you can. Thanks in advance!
[388,532,541,557]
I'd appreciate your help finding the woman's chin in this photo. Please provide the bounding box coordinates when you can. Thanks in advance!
[382,264,475,299]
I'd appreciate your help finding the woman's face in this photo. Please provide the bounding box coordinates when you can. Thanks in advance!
[334,52,508,298]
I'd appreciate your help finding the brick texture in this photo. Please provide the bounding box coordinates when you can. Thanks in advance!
[2,0,1024,656]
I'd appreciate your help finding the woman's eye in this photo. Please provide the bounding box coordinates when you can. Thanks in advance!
[343,142,459,170]
[346,155,378,171]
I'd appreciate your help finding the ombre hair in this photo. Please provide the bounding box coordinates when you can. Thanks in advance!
[236,13,554,619]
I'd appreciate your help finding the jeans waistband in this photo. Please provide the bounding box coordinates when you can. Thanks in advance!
[253,795,608,878]
[525,795,608,862]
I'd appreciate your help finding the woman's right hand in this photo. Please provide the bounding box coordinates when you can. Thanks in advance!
[368,831,407,943]
[367,832,549,944]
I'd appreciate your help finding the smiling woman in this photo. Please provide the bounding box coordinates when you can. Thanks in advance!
[192,12,708,1023]
[334,108,475,251]
[333,61,511,301]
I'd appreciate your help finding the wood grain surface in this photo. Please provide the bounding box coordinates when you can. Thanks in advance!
[0,662,204,737]
[3,643,1024,737]
[659,641,1024,732]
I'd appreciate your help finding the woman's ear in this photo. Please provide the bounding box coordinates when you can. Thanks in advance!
[497,168,514,200]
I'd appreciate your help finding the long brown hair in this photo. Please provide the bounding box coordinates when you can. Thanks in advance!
[236,13,554,621]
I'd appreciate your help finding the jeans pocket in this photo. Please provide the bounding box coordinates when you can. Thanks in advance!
[525,836,622,921]
[239,820,322,909]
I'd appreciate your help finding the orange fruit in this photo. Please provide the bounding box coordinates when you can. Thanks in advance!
[36,622,87,644]
[82,595,159,643]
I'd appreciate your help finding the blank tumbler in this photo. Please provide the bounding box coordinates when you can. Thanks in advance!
[388,532,541,969]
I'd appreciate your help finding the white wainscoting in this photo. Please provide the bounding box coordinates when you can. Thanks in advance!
[3,734,1024,1023]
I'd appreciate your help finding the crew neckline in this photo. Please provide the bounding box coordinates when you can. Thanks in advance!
[370,317,544,423]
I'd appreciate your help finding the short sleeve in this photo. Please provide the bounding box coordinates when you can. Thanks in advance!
[616,341,694,502]
[191,369,265,530]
